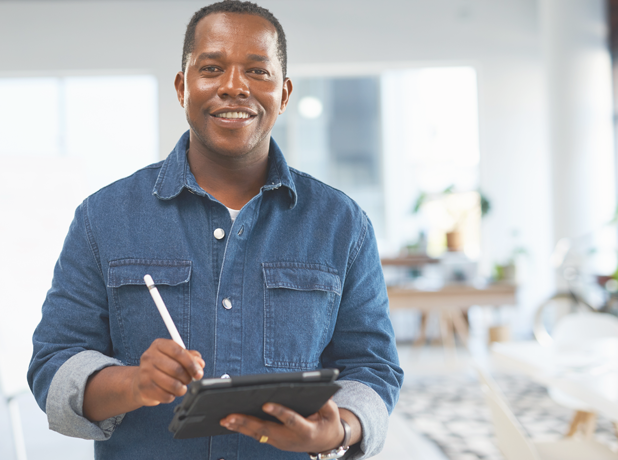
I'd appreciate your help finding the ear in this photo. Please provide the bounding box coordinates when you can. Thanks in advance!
[279,78,293,114]
[174,72,186,108]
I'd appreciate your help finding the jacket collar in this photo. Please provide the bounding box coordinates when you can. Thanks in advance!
[153,130,297,209]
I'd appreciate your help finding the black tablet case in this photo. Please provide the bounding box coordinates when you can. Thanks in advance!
[169,370,341,439]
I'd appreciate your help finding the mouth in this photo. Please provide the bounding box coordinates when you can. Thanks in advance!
[210,108,257,121]
[213,111,253,119]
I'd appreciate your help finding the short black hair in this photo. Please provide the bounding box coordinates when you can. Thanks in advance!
[182,0,288,78]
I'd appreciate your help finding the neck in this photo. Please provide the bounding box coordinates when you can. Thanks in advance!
[186,132,270,210]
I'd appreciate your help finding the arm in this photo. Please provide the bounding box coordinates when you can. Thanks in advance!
[320,214,404,458]
[28,202,120,439]
[27,202,204,437]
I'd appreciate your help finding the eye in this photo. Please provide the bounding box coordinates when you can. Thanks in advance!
[249,69,269,76]
[201,65,221,73]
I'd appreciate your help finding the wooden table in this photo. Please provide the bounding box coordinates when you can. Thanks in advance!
[387,283,517,348]
[381,255,439,267]
[492,338,618,422]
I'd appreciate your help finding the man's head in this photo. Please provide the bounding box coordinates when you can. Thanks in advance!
[182,1,287,79]
[174,2,293,161]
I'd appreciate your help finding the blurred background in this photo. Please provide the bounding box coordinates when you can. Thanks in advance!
[2,1,618,459]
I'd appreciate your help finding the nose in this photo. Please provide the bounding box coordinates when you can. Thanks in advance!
[217,66,249,99]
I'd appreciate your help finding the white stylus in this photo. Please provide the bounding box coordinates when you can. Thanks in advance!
[144,274,186,349]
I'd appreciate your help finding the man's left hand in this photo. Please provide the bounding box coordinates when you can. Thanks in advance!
[219,400,360,453]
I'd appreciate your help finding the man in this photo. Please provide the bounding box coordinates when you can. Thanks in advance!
[28,1,403,459]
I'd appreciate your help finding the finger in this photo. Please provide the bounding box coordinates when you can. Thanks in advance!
[316,399,340,419]
[154,339,204,379]
[153,357,194,385]
[303,398,335,423]
[220,414,274,442]
[147,369,189,399]
[135,372,183,405]
[262,403,312,431]
[188,349,202,360]
[187,350,206,369]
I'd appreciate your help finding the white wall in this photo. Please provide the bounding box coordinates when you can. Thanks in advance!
[0,0,572,336]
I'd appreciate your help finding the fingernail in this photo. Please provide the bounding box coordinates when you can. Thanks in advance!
[196,369,204,379]
[263,403,273,412]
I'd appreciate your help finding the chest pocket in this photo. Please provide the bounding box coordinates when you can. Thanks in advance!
[108,259,192,365]
[262,262,341,370]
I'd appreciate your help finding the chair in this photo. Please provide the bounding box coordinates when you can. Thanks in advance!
[477,368,618,460]
[549,312,618,438]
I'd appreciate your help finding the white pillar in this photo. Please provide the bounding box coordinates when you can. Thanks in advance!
[541,0,616,244]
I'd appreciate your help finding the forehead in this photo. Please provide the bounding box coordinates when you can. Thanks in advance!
[193,12,279,60]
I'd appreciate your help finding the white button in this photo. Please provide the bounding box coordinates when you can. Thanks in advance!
[222,298,232,310]
[214,228,225,240]
[221,373,230,379]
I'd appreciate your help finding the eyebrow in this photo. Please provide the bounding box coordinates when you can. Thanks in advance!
[247,54,270,63]
[195,51,270,64]
[196,51,224,62]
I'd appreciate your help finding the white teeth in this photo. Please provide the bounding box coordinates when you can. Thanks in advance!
[215,111,251,119]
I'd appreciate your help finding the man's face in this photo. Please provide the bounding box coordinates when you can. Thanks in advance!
[175,12,292,159]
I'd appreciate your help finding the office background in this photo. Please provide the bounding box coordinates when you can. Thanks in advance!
[0,1,616,459]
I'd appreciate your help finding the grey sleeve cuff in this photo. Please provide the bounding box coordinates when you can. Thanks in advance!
[332,380,389,460]
[46,350,125,440]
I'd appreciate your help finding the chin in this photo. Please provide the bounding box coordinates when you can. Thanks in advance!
[210,134,269,158]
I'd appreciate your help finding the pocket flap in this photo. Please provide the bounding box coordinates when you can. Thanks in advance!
[107,259,192,288]
[263,263,341,295]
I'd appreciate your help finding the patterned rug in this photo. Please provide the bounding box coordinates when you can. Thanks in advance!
[395,371,618,460]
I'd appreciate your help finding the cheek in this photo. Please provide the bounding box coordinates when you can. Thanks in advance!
[264,96,283,120]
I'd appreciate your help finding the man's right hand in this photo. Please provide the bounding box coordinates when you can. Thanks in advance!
[131,338,205,406]
[83,339,205,422]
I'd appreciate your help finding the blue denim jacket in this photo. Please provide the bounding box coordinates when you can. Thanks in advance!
[28,131,403,460]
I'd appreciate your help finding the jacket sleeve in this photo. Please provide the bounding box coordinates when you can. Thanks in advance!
[27,200,124,439]
[321,213,404,459]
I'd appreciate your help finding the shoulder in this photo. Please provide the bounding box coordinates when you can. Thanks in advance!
[84,161,164,209]
[288,167,369,250]
[289,167,365,217]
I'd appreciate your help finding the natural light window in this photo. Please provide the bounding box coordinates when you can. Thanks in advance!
[382,66,481,258]
[274,67,481,258]
[0,75,158,193]
[0,74,158,397]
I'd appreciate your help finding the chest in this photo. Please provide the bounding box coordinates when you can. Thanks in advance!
[96,195,350,376]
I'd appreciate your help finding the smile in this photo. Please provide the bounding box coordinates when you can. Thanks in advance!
[213,111,252,119]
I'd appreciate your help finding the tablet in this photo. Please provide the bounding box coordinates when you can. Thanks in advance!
[168,369,341,439]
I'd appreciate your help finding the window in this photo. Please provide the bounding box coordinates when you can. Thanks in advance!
[0,75,158,193]
[0,74,158,398]
[272,76,384,237]
[272,67,480,257]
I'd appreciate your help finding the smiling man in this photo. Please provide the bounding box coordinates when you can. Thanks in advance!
[28,1,403,459]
